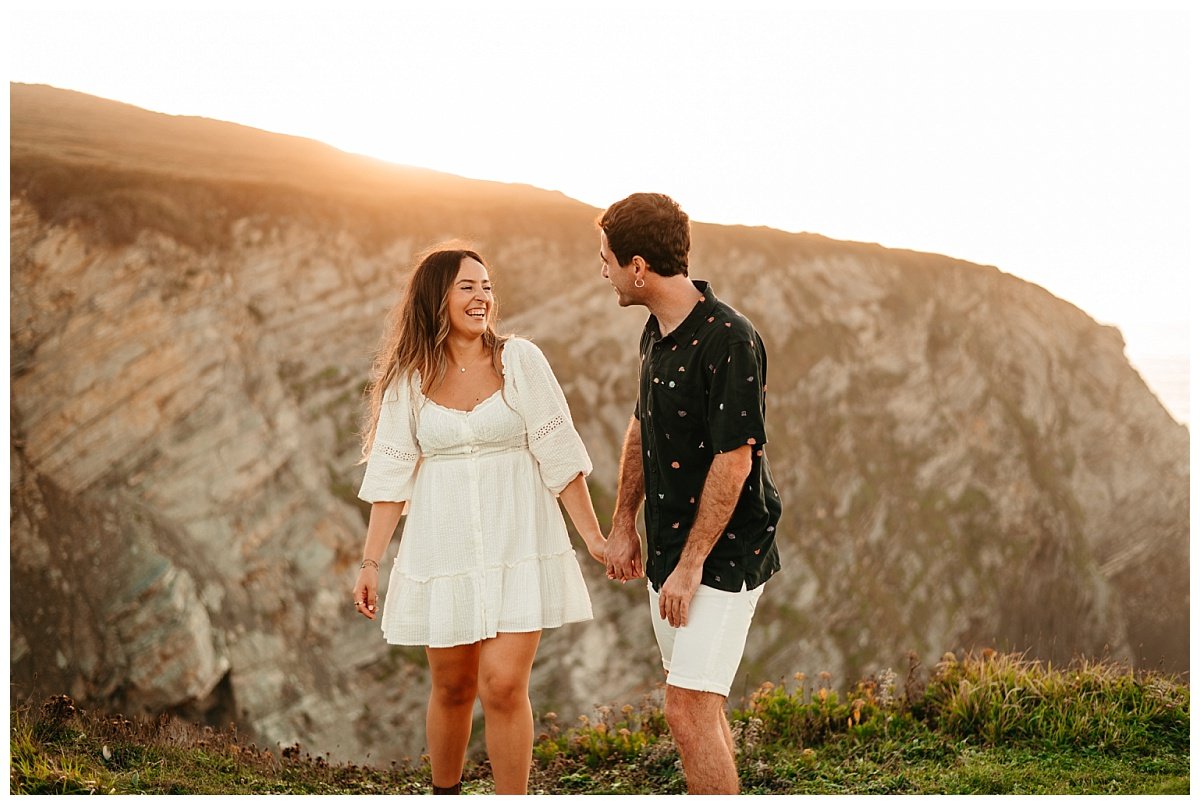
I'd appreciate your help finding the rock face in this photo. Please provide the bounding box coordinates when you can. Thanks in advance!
[9,84,1189,763]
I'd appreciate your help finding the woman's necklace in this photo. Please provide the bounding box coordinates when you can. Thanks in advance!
[455,349,489,373]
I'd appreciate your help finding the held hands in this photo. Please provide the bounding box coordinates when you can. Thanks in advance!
[585,534,609,566]
[604,523,644,583]
[658,563,703,628]
[353,568,379,620]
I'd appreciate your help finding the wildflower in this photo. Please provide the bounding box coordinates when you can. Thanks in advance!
[544,712,558,721]
[851,698,865,725]
[794,672,807,683]
[876,668,897,708]
[578,715,590,725]
[618,728,631,738]
[739,717,765,751]
[621,704,634,715]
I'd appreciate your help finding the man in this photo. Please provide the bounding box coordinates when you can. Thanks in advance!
[598,192,782,794]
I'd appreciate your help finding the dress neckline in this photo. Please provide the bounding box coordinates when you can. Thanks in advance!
[423,387,503,415]
[417,340,513,415]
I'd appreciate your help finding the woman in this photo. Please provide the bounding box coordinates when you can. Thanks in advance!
[352,245,605,795]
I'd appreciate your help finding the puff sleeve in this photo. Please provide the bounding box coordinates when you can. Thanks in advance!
[507,339,593,495]
[358,374,422,503]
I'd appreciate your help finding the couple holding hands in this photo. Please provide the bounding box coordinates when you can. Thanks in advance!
[353,193,781,794]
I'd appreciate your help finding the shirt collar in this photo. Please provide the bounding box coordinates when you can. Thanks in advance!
[647,280,718,345]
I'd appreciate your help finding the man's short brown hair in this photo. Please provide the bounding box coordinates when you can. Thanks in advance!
[598,193,690,277]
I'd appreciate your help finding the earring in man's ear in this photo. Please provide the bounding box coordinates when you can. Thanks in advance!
[634,278,645,288]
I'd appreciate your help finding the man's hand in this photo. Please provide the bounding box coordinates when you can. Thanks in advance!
[658,563,703,627]
[604,522,644,583]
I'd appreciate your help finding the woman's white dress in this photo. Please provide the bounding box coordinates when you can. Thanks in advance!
[357,337,594,647]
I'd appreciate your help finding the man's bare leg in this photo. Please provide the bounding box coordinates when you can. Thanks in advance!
[664,685,739,794]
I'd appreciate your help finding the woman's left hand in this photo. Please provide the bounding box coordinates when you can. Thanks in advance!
[586,536,608,566]
[557,475,609,567]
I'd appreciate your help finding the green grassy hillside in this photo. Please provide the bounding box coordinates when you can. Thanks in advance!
[11,651,1188,795]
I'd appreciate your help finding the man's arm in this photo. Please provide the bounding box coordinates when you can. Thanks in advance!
[605,416,645,582]
[656,445,752,627]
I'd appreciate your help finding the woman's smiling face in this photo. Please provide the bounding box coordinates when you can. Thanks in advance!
[446,257,494,339]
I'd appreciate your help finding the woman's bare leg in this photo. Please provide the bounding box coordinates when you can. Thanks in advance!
[477,631,542,794]
[425,642,482,788]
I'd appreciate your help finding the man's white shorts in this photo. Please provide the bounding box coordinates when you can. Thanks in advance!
[647,580,765,697]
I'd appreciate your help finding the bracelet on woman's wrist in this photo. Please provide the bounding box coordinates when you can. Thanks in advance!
[360,558,380,571]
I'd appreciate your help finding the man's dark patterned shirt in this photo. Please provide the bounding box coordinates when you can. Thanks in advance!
[636,280,782,593]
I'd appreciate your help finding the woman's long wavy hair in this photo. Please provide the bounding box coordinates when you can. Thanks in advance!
[359,244,507,460]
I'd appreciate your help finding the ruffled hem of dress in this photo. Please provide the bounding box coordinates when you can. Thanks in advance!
[379,549,594,648]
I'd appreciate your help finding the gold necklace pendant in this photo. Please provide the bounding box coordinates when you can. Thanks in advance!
[456,348,486,374]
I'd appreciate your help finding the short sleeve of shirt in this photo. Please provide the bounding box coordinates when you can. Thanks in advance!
[706,337,768,454]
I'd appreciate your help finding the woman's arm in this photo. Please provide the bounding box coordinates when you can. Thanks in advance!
[353,501,406,619]
[509,339,594,494]
[557,473,607,565]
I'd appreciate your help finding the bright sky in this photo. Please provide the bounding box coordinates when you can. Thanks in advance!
[7,0,1194,421]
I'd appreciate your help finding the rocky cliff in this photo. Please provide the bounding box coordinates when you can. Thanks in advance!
[9,84,1189,763]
